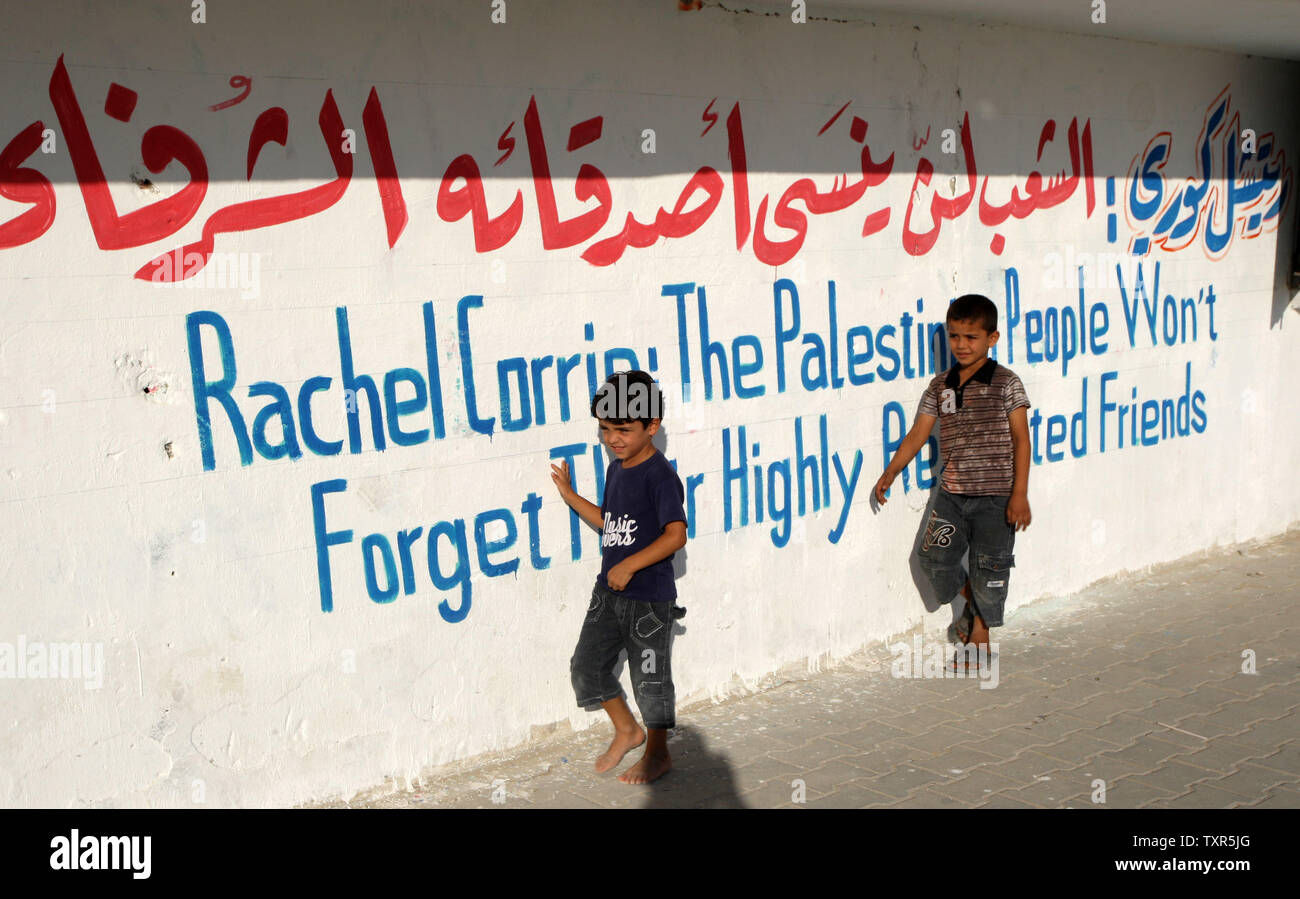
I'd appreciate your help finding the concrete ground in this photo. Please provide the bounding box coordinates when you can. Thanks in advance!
[338,526,1300,809]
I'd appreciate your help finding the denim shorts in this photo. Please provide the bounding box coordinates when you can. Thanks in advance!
[915,488,1017,628]
[569,583,685,730]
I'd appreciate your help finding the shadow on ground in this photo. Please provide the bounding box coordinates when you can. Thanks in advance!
[642,725,747,808]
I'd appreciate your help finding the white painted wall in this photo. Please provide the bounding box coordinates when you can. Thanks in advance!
[1,0,1296,807]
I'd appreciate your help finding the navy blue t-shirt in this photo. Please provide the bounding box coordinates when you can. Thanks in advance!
[597,451,687,602]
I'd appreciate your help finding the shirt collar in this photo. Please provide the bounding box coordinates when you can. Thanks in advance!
[945,356,998,389]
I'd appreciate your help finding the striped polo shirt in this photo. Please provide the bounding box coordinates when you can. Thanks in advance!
[918,357,1031,496]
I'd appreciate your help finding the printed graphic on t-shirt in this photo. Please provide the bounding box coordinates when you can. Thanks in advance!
[940,388,957,414]
[597,452,688,603]
[601,513,638,547]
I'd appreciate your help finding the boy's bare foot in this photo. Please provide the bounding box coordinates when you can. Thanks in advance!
[618,748,672,784]
[949,646,988,672]
[595,727,645,773]
[951,613,992,671]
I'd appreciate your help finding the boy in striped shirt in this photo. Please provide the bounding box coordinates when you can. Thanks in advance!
[874,294,1033,665]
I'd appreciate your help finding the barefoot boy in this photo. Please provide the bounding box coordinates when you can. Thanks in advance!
[550,371,687,784]
[873,294,1032,665]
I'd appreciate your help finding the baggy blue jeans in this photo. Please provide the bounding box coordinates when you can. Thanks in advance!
[569,583,685,730]
[916,488,1017,628]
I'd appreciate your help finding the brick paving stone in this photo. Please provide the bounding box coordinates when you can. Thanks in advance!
[973,673,1059,697]
[864,687,939,714]
[883,789,971,809]
[887,724,985,757]
[1113,632,1189,652]
[1099,777,1179,808]
[1199,700,1285,732]
[730,756,804,792]
[1084,713,1164,747]
[902,673,968,694]
[1032,674,1112,703]
[948,700,1041,733]
[1172,710,1258,740]
[1000,712,1095,746]
[911,746,1004,777]
[801,781,896,809]
[643,771,750,808]
[1087,664,1156,689]
[699,728,800,757]
[1113,759,1217,796]
[1001,776,1087,808]
[999,647,1065,673]
[1046,759,1134,790]
[1248,741,1300,776]
[971,793,1038,808]
[1247,786,1300,809]
[822,720,916,750]
[972,750,1072,788]
[1144,665,1220,693]
[1177,636,1242,660]
[1056,693,1144,724]
[1127,694,1217,724]
[1139,729,1209,750]
[801,759,887,792]
[1146,782,1257,809]
[752,721,840,747]
[928,769,1025,803]
[858,764,952,798]
[1100,655,1179,681]
[922,686,1027,717]
[964,728,1048,760]
[1161,685,1255,709]
[1033,733,1127,766]
[1110,681,1184,707]
[768,736,856,768]
[1173,737,1273,774]
[519,790,607,809]
[1084,735,1188,772]
[1246,681,1300,707]
[1195,762,1296,799]
[1211,718,1300,753]
[742,778,826,807]
[1206,682,1265,700]
[838,739,942,774]
[1059,796,1108,809]
[879,704,987,736]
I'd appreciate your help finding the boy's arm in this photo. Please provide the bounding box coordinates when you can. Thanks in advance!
[874,413,937,504]
[1007,406,1032,530]
[550,460,604,531]
[605,521,687,591]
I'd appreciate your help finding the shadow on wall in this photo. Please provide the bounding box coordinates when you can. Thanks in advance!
[860,326,969,636]
[653,429,692,584]
[1275,187,1300,327]
[1277,71,1300,327]
[18,4,1296,290]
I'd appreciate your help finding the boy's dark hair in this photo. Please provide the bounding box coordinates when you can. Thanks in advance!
[947,294,999,333]
[590,370,664,427]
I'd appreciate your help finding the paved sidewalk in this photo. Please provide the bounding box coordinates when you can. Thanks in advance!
[340,527,1300,809]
